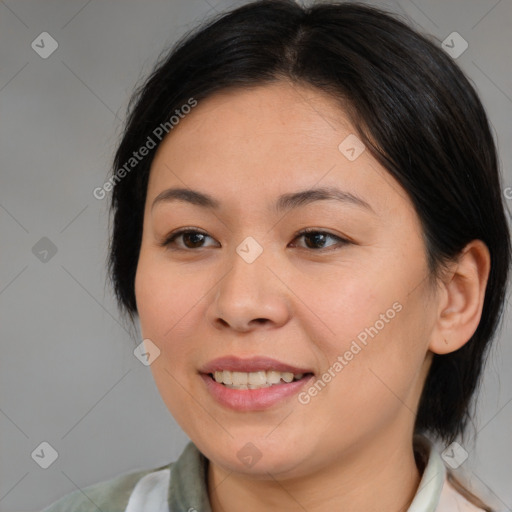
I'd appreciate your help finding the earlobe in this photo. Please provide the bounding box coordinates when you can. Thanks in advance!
[429,240,491,355]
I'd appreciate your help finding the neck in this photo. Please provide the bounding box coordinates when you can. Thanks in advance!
[207,429,422,512]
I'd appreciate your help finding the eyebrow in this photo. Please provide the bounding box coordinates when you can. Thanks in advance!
[151,186,375,214]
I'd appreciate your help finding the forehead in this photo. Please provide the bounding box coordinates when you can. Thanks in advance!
[146,81,411,219]
[157,81,355,153]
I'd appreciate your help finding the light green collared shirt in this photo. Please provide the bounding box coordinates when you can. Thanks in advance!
[41,436,487,511]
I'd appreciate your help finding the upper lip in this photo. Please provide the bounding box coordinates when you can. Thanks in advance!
[200,356,313,375]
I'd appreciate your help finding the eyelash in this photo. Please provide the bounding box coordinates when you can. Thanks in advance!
[159,227,351,252]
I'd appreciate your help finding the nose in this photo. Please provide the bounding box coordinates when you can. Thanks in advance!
[207,244,292,333]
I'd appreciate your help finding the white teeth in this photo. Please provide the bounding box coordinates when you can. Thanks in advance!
[232,372,248,386]
[266,370,282,384]
[281,372,294,383]
[222,370,232,385]
[248,371,267,385]
[228,383,249,390]
[248,382,272,389]
[211,370,308,389]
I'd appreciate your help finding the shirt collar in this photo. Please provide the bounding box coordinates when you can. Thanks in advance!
[168,441,212,512]
[168,435,446,512]
[407,434,447,512]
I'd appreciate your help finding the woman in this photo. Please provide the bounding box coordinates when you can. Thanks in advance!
[42,1,510,510]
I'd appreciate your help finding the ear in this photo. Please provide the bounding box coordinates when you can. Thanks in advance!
[429,240,491,355]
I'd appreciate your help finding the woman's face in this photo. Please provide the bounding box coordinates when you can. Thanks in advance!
[135,81,438,478]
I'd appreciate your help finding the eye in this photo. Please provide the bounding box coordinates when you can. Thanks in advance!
[159,228,218,250]
[160,227,350,252]
[289,228,350,251]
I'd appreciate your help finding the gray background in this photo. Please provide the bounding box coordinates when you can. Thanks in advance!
[1,0,511,511]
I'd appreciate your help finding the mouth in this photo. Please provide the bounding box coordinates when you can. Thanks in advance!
[206,370,314,390]
[198,356,315,410]
[199,368,315,411]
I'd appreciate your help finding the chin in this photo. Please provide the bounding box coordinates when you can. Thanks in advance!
[201,437,308,477]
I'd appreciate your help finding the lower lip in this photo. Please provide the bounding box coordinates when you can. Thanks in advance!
[200,373,314,411]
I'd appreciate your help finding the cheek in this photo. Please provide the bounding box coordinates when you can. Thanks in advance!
[135,252,203,339]
[134,255,202,417]
[309,259,430,395]
[134,252,217,399]
[307,267,389,346]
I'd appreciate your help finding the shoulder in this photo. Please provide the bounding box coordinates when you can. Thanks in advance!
[40,464,172,512]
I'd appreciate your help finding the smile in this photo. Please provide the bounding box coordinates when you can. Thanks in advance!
[210,370,309,389]
[200,372,314,411]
